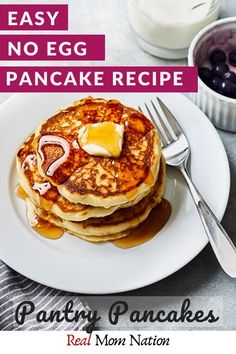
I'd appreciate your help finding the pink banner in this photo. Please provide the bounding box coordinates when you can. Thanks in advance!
[0,66,198,92]
[0,35,105,61]
[0,5,68,30]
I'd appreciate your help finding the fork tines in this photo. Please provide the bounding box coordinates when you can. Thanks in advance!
[139,97,180,147]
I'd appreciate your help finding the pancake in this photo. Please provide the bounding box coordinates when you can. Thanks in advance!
[33,97,161,208]
[16,134,156,221]
[16,135,122,221]
[29,156,166,242]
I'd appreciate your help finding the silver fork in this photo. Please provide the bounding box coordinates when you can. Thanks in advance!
[139,97,236,278]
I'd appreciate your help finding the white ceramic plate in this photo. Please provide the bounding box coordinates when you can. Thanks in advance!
[0,93,230,294]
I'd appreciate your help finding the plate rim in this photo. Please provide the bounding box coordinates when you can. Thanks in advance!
[0,92,231,294]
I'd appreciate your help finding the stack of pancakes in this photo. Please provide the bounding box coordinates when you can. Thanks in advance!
[16,97,166,242]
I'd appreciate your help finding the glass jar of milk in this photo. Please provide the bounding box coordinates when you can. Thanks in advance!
[128,0,221,59]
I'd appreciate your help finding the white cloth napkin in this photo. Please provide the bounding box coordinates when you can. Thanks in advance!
[0,260,90,331]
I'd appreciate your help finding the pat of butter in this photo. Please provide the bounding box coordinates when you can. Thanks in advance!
[78,122,124,158]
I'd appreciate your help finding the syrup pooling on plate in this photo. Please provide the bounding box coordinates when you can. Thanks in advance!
[32,219,64,239]
[26,198,64,239]
[112,199,171,248]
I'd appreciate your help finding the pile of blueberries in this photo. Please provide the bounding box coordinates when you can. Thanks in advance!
[199,49,236,98]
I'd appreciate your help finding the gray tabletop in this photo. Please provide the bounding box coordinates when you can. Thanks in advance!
[0,0,235,330]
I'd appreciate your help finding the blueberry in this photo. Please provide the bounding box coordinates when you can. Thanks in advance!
[218,80,236,98]
[210,48,226,64]
[209,77,222,91]
[198,67,212,84]
[222,70,236,84]
[212,63,229,77]
[229,50,236,67]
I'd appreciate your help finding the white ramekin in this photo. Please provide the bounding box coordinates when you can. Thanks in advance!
[188,17,236,132]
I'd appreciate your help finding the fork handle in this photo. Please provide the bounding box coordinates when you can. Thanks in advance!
[179,166,236,278]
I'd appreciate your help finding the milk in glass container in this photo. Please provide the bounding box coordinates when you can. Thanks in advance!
[128,0,221,59]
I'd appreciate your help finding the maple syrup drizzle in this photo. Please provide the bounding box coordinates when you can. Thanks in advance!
[32,219,64,240]
[16,186,170,247]
[15,185,28,199]
[40,198,54,212]
[112,199,171,249]
[16,184,64,239]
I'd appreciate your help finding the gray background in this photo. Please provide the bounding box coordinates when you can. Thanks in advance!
[0,0,235,330]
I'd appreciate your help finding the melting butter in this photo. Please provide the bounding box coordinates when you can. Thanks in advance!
[78,122,124,158]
